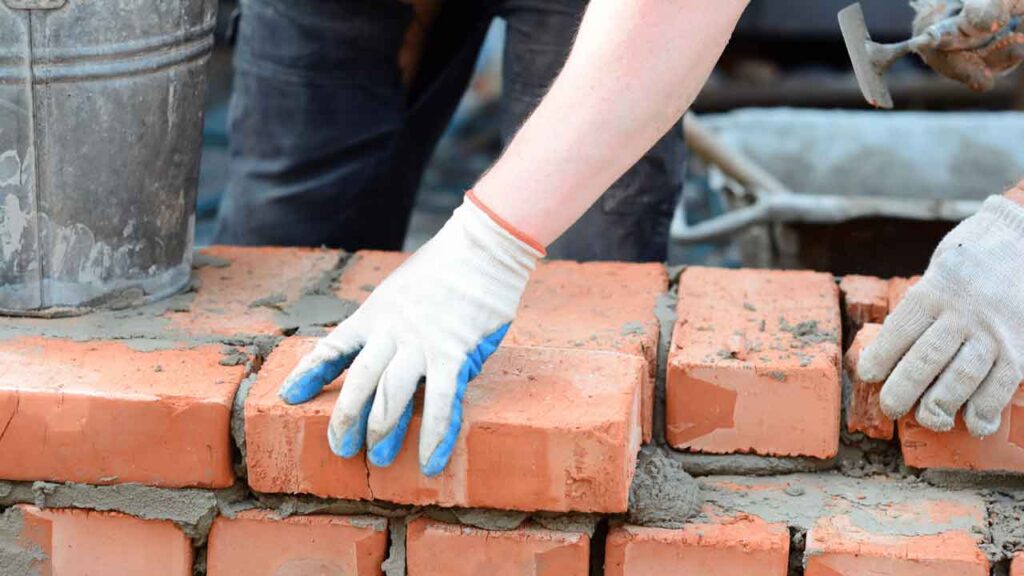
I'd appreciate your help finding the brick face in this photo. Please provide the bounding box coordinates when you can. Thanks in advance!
[245,337,372,500]
[246,339,644,513]
[0,337,242,488]
[207,511,388,576]
[334,252,667,442]
[605,519,790,576]
[1012,552,1024,576]
[898,388,1024,472]
[845,324,894,440]
[10,505,192,576]
[406,518,589,576]
[840,275,889,331]
[805,515,989,576]
[667,267,841,458]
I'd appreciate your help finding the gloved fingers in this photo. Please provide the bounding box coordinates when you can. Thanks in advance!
[858,294,935,383]
[879,316,965,419]
[419,323,511,477]
[418,359,461,477]
[915,335,997,431]
[366,347,426,468]
[964,358,1023,437]
[327,336,396,458]
[279,317,365,405]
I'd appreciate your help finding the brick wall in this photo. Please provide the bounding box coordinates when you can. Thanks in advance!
[0,247,1020,574]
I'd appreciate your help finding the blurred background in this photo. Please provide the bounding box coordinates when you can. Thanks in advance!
[196,0,1024,277]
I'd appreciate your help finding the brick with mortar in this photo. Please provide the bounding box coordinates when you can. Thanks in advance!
[805,514,989,575]
[406,517,589,576]
[0,337,243,488]
[335,251,667,442]
[667,267,842,458]
[840,274,889,331]
[10,505,192,576]
[245,338,644,512]
[207,510,388,576]
[170,245,345,337]
[604,517,790,576]
[845,323,894,440]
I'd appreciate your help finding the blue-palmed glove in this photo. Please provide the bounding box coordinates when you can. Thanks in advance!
[278,193,543,476]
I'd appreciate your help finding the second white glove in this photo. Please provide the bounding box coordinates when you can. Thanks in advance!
[859,195,1024,436]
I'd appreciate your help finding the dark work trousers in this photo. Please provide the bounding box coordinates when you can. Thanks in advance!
[213,0,686,262]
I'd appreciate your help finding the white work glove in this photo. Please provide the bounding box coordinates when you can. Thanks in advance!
[859,196,1024,437]
[278,195,542,476]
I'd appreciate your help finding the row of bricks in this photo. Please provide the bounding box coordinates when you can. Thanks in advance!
[1,248,1021,515]
[0,248,666,513]
[5,501,1012,575]
[843,275,1024,472]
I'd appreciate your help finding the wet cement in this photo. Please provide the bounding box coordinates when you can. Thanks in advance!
[628,447,702,528]
[381,517,407,576]
[981,490,1024,562]
[0,480,252,543]
[0,507,46,576]
[230,374,257,478]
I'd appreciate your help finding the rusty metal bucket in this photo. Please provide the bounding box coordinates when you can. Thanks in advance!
[0,0,216,314]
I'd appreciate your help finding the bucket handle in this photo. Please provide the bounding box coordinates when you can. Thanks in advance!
[3,0,66,9]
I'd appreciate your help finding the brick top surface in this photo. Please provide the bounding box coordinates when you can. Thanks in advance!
[0,336,243,400]
[673,266,840,371]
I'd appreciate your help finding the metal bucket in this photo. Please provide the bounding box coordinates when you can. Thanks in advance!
[0,0,215,314]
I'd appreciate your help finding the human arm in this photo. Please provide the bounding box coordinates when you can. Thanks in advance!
[278,0,749,476]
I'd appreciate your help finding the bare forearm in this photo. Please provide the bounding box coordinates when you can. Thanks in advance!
[474,0,748,246]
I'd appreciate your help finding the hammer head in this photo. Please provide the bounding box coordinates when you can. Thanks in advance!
[838,3,894,109]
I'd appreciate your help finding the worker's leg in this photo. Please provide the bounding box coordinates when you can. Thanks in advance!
[498,0,685,262]
[214,0,494,250]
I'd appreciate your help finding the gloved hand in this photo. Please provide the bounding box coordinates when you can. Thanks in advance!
[912,0,1024,91]
[858,195,1024,437]
[278,193,543,476]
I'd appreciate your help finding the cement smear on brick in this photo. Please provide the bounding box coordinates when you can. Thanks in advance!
[652,292,676,446]
[230,374,257,477]
[272,263,356,332]
[0,507,46,576]
[699,473,986,538]
[628,447,702,528]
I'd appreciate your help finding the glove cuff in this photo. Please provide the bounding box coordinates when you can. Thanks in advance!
[982,194,1024,235]
[466,190,547,257]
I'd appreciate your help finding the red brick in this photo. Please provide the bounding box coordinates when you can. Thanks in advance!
[335,252,667,442]
[840,275,889,330]
[845,323,894,440]
[667,267,842,458]
[0,337,242,488]
[887,276,921,310]
[207,511,388,576]
[406,518,589,576]
[898,387,1024,472]
[170,246,343,337]
[805,514,989,575]
[604,518,789,576]
[245,337,372,500]
[245,338,643,513]
[1012,552,1024,576]
[10,505,192,576]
